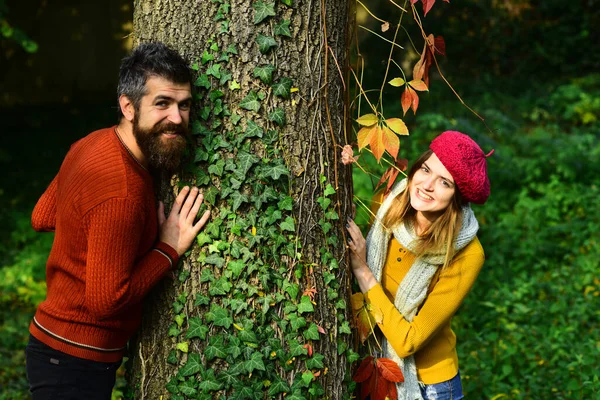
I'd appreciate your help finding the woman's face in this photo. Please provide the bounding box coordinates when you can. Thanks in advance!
[409,153,456,218]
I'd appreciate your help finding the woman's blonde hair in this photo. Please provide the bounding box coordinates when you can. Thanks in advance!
[381,149,465,268]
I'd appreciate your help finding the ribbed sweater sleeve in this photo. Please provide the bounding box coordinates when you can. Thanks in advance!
[365,245,484,358]
[83,197,178,320]
[32,175,58,232]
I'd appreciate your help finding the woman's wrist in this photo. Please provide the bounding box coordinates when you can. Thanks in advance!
[354,265,377,293]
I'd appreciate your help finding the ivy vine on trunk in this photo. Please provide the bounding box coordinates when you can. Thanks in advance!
[128,0,355,399]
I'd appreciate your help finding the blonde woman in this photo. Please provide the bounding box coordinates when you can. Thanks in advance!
[346,131,493,400]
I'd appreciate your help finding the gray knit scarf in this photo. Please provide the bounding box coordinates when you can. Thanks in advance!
[365,178,479,400]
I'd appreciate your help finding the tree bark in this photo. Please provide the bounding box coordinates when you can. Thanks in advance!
[129,1,354,398]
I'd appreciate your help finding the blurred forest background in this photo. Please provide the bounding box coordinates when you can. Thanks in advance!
[1,0,598,399]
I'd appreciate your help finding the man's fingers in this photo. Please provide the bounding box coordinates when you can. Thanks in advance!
[179,187,199,219]
[171,186,190,215]
[192,210,211,234]
[157,202,166,225]
[186,193,204,224]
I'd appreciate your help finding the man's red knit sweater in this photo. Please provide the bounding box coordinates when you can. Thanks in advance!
[30,127,179,363]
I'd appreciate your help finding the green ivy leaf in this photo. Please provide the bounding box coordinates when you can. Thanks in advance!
[229,80,241,90]
[338,321,351,334]
[283,280,299,299]
[280,216,296,232]
[178,378,198,396]
[253,64,276,84]
[230,191,249,212]
[256,34,278,54]
[280,0,293,6]
[289,339,308,357]
[238,329,258,344]
[194,293,210,306]
[209,89,224,102]
[236,151,259,178]
[288,313,306,330]
[261,161,290,180]
[306,353,325,369]
[324,183,336,196]
[301,370,315,386]
[278,196,293,211]
[245,352,266,373]
[239,90,261,112]
[204,335,228,361]
[268,377,291,396]
[227,259,245,278]
[205,304,233,329]
[175,313,185,327]
[274,19,292,37]
[253,0,276,24]
[217,369,239,387]
[166,376,180,394]
[346,348,360,363]
[204,254,225,268]
[303,323,320,340]
[228,361,246,376]
[269,107,287,126]
[204,186,220,206]
[194,74,211,89]
[226,43,238,54]
[206,64,221,79]
[245,120,264,138]
[207,159,225,176]
[298,295,314,314]
[219,72,232,86]
[272,77,293,98]
[197,378,222,392]
[168,324,181,337]
[167,350,178,365]
[316,196,331,210]
[201,50,215,64]
[209,276,233,296]
[176,342,189,353]
[186,317,209,340]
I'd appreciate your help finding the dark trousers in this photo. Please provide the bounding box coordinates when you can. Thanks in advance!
[25,334,121,400]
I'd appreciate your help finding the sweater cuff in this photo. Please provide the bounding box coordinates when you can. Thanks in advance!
[364,283,388,307]
[154,242,180,269]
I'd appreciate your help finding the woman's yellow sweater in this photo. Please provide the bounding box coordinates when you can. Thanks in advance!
[364,236,484,384]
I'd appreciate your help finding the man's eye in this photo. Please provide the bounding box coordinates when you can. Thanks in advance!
[180,103,191,110]
[156,101,168,107]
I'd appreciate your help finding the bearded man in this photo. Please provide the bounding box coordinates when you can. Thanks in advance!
[25,42,209,400]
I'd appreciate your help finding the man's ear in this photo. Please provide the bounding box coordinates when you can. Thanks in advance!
[119,95,135,122]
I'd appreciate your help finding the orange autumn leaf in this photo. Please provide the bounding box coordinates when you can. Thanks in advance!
[413,57,426,81]
[408,79,428,92]
[385,118,409,136]
[350,293,383,343]
[401,87,412,115]
[357,126,374,151]
[381,126,400,159]
[369,125,385,162]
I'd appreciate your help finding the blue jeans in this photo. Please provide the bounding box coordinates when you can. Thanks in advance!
[25,334,121,400]
[420,371,464,400]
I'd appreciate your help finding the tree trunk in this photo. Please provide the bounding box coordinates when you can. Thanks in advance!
[129,1,354,399]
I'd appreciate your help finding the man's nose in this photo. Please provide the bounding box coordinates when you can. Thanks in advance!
[167,106,183,124]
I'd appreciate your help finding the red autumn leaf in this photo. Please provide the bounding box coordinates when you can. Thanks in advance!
[317,325,326,334]
[434,35,446,55]
[386,380,398,400]
[371,367,389,400]
[422,0,436,16]
[381,126,400,159]
[353,356,374,383]
[303,343,313,357]
[369,125,385,162]
[376,358,405,383]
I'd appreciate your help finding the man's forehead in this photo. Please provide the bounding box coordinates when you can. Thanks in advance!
[144,76,191,98]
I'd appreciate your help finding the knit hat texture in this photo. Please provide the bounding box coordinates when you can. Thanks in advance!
[429,130,492,204]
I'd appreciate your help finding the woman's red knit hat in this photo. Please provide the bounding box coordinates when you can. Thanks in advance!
[430,131,493,204]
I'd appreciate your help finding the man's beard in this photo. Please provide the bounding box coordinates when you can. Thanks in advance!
[132,116,188,173]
